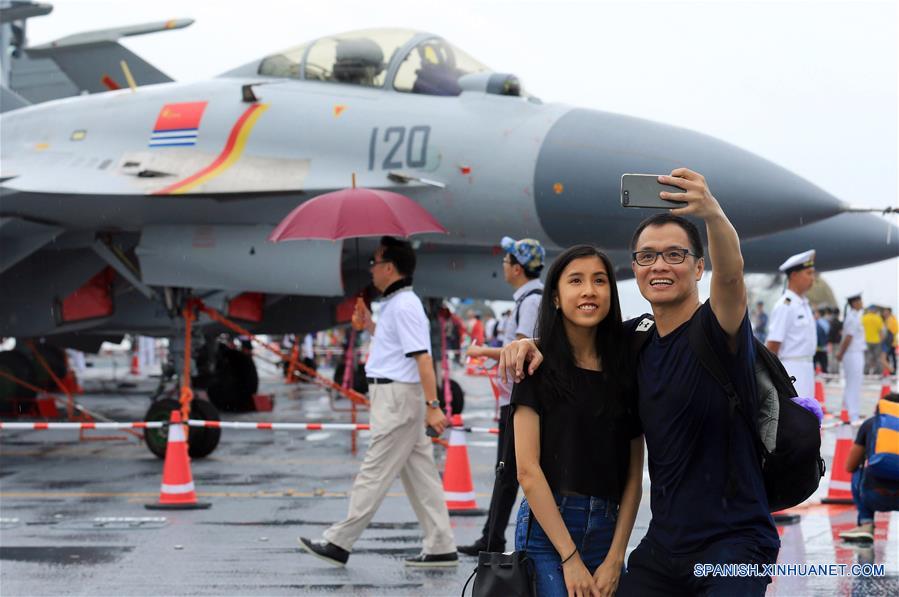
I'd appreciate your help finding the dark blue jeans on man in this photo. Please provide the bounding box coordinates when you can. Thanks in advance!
[515,495,618,597]
[618,536,777,597]
[852,468,899,525]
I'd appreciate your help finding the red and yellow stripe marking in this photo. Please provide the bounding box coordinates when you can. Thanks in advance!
[153,103,269,195]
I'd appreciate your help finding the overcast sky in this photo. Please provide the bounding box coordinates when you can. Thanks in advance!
[24,0,898,314]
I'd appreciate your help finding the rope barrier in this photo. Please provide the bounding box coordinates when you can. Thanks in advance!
[0,420,499,434]
[0,422,163,430]
[188,421,370,431]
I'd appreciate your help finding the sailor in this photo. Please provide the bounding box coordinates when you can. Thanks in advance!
[837,292,866,423]
[766,249,817,398]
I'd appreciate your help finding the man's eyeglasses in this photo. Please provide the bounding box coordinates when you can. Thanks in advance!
[632,248,696,266]
[368,258,391,267]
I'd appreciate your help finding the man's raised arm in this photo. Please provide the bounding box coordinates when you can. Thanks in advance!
[664,168,746,338]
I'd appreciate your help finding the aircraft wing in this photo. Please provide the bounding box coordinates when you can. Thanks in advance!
[0,85,29,112]
[24,19,193,93]
[0,216,62,274]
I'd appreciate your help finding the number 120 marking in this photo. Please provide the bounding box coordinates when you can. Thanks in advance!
[368,126,431,170]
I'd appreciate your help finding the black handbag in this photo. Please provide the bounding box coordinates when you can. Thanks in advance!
[463,547,535,597]
[461,408,536,597]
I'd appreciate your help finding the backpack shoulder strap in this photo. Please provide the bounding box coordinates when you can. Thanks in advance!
[687,306,764,498]
[628,314,656,359]
[514,288,543,326]
[751,337,798,398]
[686,310,738,404]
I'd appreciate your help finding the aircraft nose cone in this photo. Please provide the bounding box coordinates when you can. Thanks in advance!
[534,108,845,247]
[742,212,899,272]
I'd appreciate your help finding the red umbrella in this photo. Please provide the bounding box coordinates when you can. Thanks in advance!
[269,179,446,242]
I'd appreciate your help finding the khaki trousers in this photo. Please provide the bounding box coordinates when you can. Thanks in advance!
[323,382,455,554]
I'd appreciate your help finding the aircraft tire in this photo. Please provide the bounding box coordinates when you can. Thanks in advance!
[0,350,38,415]
[186,399,222,458]
[143,398,222,459]
[436,378,465,416]
[29,345,67,390]
[207,344,259,412]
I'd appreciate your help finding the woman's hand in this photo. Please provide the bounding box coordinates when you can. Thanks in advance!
[562,552,600,597]
[593,555,623,597]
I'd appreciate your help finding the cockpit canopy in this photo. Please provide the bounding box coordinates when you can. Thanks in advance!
[258,28,518,97]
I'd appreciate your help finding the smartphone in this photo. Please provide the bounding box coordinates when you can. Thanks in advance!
[426,426,441,438]
[621,174,687,209]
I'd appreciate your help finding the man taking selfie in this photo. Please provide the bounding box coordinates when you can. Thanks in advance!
[500,169,779,596]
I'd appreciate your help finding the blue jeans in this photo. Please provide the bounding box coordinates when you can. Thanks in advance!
[851,468,899,524]
[515,495,618,597]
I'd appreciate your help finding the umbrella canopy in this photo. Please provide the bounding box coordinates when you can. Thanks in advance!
[269,187,446,242]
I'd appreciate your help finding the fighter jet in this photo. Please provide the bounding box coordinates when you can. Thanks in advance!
[0,4,895,413]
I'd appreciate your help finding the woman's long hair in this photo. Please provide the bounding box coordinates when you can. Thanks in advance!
[534,245,625,412]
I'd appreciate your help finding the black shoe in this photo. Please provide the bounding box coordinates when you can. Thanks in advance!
[298,537,349,567]
[458,537,504,556]
[405,552,459,567]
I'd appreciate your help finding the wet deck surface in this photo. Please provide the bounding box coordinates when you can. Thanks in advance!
[1,356,896,596]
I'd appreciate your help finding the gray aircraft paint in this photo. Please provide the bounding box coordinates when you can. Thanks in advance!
[534,108,845,248]
[0,14,896,339]
[136,226,344,296]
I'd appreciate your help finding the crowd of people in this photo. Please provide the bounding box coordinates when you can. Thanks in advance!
[294,168,897,596]
[753,297,896,377]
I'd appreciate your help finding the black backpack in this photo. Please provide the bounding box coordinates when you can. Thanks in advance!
[630,303,825,512]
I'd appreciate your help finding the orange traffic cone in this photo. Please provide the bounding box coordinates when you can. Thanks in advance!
[839,407,850,424]
[881,368,893,399]
[146,410,210,510]
[821,437,854,505]
[443,414,485,516]
[814,365,829,416]
[130,353,140,376]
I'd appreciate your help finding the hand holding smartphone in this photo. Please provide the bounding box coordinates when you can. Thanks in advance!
[621,174,688,209]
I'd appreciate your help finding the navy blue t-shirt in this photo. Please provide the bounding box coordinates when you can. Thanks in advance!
[632,301,779,555]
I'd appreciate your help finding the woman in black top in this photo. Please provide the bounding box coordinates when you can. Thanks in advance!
[513,245,644,597]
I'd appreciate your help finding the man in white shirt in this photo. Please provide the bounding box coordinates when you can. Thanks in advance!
[457,236,545,555]
[766,250,817,398]
[838,292,866,423]
[300,237,457,568]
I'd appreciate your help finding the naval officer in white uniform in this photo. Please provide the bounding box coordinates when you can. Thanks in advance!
[766,250,817,398]
[837,292,866,423]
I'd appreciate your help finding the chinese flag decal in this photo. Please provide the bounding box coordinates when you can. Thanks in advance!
[149,101,208,147]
